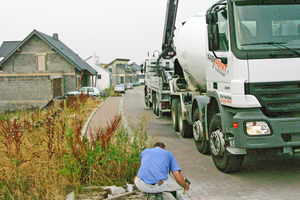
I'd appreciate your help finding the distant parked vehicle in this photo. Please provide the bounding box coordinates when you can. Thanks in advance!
[121,84,128,91]
[131,81,141,86]
[126,83,133,89]
[67,87,107,97]
[114,84,126,94]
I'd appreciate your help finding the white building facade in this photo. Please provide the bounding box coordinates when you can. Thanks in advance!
[85,55,111,90]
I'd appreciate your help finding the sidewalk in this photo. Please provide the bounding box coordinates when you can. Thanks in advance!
[87,96,122,135]
[81,96,181,200]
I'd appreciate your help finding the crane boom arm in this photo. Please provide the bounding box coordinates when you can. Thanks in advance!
[161,0,179,59]
[155,0,179,84]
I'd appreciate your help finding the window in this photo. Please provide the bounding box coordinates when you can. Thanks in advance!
[272,20,300,37]
[235,20,257,46]
[87,88,94,92]
[79,88,86,92]
[217,7,229,51]
[233,3,300,51]
[98,75,101,79]
[36,53,46,71]
[0,66,3,72]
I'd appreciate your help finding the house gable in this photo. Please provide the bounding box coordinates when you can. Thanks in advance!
[0,30,97,75]
[0,30,97,113]
[1,35,76,74]
[104,58,141,85]
[105,58,130,67]
[85,55,111,90]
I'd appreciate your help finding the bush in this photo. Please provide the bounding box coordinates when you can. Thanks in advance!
[104,86,122,97]
[0,95,149,199]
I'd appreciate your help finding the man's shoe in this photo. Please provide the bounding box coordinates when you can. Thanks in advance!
[145,193,156,200]
[155,192,164,200]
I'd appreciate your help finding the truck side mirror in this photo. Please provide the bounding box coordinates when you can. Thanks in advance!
[208,24,220,51]
[206,12,218,25]
[140,63,144,74]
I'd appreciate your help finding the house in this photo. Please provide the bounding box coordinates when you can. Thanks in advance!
[0,29,97,113]
[85,55,111,90]
[130,62,144,84]
[104,58,140,86]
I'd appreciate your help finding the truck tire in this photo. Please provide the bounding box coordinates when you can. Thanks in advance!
[171,99,179,131]
[209,114,244,173]
[144,87,149,107]
[144,96,149,107]
[178,101,193,138]
[153,94,157,115]
[146,95,152,108]
[155,94,160,116]
[145,95,152,108]
[193,108,210,154]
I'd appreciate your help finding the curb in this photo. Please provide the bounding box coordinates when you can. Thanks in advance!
[176,190,191,200]
[81,96,111,136]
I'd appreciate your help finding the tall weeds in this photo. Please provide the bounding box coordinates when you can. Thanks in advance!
[0,96,149,199]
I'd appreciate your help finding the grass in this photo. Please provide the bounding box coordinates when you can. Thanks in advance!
[0,94,150,199]
[103,86,123,97]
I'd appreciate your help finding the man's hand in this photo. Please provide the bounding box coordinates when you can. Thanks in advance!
[173,171,190,191]
[183,179,190,194]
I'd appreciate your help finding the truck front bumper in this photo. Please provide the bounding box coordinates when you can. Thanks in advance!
[233,111,300,149]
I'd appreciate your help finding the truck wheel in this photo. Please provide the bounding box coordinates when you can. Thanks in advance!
[146,96,152,108]
[171,99,179,131]
[153,94,157,115]
[152,94,158,115]
[144,87,147,106]
[155,94,160,116]
[178,102,193,138]
[209,113,245,173]
[144,96,149,107]
[193,108,210,154]
[144,87,150,107]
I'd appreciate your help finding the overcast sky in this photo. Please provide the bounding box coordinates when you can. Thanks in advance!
[0,0,214,65]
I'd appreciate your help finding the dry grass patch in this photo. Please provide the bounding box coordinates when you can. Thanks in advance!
[0,94,150,199]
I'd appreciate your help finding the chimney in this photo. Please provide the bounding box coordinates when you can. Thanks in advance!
[53,33,59,40]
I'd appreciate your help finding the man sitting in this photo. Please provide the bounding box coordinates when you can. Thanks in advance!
[134,142,190,199]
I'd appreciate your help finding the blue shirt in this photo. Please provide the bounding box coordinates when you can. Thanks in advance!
[137,147,181,184]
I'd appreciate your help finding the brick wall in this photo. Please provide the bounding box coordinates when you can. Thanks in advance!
[0,35,79,113]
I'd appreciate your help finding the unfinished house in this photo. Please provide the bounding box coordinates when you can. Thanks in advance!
[0,29,97,113]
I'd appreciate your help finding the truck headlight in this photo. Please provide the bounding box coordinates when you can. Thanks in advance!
[246,122,271,136]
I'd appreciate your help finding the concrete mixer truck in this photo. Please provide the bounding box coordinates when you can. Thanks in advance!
[169,0,300,172]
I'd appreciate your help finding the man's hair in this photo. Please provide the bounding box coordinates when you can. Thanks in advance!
[153,142,165,148]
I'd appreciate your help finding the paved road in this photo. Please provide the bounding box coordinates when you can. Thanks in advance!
[123,86,300,200]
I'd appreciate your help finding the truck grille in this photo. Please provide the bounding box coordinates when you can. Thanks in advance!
[245,82,300,117]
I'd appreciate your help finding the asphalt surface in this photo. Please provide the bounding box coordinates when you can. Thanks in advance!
[121,86,300,200]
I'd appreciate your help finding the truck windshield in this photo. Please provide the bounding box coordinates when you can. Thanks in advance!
[233,2,300,51]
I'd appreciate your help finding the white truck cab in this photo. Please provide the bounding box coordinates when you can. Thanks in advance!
[171,0,300,172]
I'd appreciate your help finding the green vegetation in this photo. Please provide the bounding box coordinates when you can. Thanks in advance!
[0,94,150,199]
[103,86,122,97]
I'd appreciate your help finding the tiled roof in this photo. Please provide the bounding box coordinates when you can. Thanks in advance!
[130,62,141,71]
[0,41,22,57]
[0,30,97,75]
[116,64,132,71]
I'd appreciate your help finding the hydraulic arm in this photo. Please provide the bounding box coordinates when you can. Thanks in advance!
[156,0,179,83]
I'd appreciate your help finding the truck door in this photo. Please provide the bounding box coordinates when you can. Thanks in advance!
[207,4,233,96]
